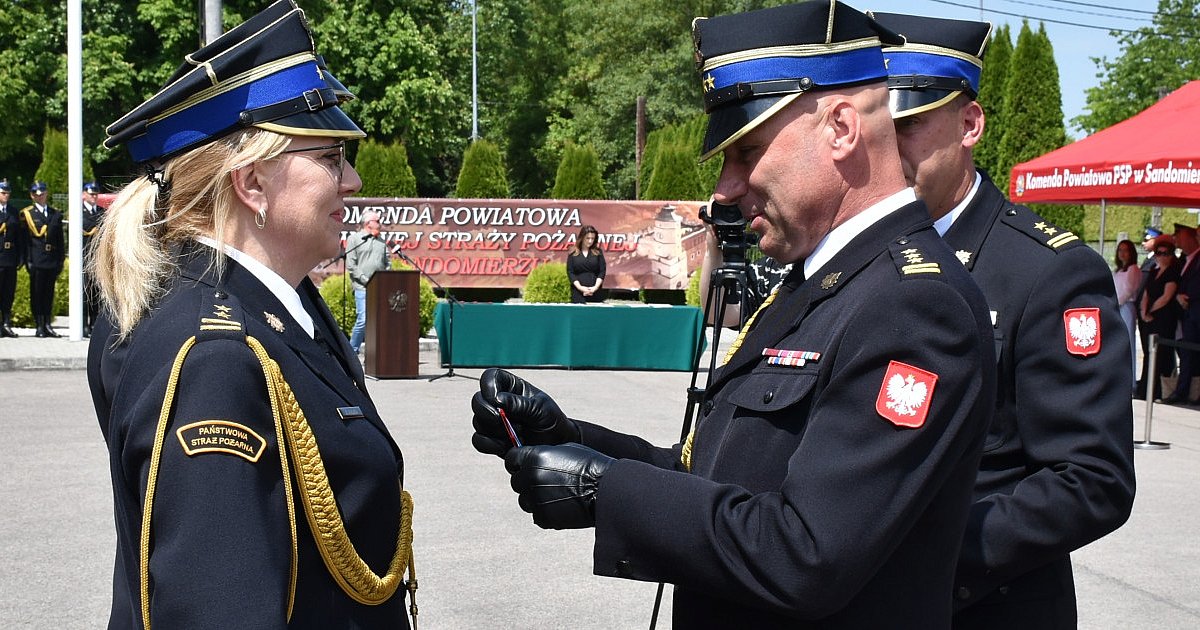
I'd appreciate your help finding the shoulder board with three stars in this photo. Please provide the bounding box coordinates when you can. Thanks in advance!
[1001,205,1082,252]
[889,238,942,278]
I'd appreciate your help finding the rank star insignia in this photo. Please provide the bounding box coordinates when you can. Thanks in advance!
[264,311,284,333]
[955,250,972,266]
[821,272,842,290]
[1063,307,1101,356]
[213,304,232,319]
[702,74,716,92]
[875,361,938,428]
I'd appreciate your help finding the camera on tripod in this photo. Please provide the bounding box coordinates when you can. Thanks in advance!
[700,201,757,266]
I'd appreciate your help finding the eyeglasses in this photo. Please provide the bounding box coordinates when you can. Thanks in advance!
[280,141,346,182]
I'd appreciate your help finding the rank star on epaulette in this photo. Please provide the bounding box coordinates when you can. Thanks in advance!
[213,304,233,319]
[264,311,285,333]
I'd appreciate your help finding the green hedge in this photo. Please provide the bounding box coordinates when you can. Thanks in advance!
[6,265,69,327]
[522,262,571,303]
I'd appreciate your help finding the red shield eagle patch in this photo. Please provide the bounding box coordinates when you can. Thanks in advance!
[875,361,938,428]
[1063,307,1101,357]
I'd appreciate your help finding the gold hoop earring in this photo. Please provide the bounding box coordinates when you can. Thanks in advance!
[255,206,267,230]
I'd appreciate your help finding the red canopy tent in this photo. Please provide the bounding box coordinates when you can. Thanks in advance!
[1009,80,1200,208]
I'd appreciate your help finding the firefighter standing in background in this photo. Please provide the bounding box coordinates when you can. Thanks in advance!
[22,180,64,338]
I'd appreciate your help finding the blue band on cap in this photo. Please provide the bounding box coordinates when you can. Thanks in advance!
[127,61,325,163]
[884,52,981,94]
[704,47,889,94]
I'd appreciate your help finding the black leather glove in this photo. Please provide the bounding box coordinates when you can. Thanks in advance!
[471,368,581,456]
[505,443,613,529]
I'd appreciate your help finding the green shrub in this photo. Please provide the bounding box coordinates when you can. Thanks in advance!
[644,140,705,201]
[455,139,510,198]
[317,273,356,336]
[6,264,69,327]
[685,269,701,307]
[356,139,418,197]
[522,262,571,303]
[551,142,606,199]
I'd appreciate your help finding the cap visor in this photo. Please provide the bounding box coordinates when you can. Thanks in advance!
[701,94,801,162]
[889,89,963,119]
[254,105,366,140]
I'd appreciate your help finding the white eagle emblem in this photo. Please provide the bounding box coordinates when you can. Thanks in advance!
[1068,312,1098,348]
[885,373,928,417]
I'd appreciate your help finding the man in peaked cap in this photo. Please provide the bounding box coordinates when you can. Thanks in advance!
[473,2,997,628]
[21,180,65,337]
[873,11,1135,629]
[79,181,104,336]
[0,178,22,337]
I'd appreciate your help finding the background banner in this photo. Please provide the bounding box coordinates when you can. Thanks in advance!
[340,198,711,290]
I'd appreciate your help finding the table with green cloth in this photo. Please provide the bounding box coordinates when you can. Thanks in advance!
[433,302,706,371]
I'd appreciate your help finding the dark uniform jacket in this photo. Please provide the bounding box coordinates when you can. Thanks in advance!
[0,204,25,268]
[21,203,65,269]
[578,202,996,629]
[88,245,411,629]
[81,203,105,256]
[944,173,1135,629]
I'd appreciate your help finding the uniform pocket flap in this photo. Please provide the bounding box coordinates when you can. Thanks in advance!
[728,370,819,413]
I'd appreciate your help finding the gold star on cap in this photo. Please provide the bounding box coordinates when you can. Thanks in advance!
[264,311,285,333]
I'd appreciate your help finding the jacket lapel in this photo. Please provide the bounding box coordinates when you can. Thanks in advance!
[942,172,1008,272]
[711,202,934,387]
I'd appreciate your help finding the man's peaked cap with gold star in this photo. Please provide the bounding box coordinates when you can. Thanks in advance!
[692,0,904,161]
[104,0,364,165]
[870,12,992,119]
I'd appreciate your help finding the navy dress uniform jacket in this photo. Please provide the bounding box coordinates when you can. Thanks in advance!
[88,246,410,629]
[578,202,997,628]
[944,173,1135,629]
[21,204,65,269]
[0,204,25,268]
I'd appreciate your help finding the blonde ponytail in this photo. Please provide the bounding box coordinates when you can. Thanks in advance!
[90,129,293,337]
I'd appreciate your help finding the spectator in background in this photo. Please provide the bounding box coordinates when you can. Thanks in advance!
[1112,239,1141,392]
[566,224,605,303]
[1135,227,1162,392]
[1164,224,1200,404]
[1139,234,1180,401]
[0,179,21,337]
[346,209,390,355]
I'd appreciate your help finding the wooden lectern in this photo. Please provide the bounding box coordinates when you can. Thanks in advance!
[364,269,420,378]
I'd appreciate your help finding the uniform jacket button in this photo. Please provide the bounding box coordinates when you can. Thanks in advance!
[762,390,774,404]
[997,586,1010,596]
[702,400,714,415]
[955,586,971,601]
[616,559,633,578]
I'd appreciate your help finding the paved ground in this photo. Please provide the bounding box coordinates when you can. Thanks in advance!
[2,327,1199,628]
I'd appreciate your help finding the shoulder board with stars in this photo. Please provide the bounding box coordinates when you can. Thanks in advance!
[195,290,246,342]
[889,240,942,278]
[1001,205,1082,252]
